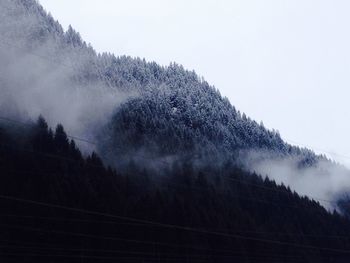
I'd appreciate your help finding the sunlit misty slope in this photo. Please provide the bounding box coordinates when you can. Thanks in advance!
[1,0,350,208]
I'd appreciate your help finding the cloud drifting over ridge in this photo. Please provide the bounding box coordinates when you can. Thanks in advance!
[0,0,134,145]
[244,150,350,209]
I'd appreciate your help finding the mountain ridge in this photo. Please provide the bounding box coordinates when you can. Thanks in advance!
[2,1,350,262]
[1,0,349,207]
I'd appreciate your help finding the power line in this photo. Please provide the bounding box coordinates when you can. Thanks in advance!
[0,222,267,255]
[0,138,337,209]
[0,251,306,262]
[0,214,151,226]
[0,193,300,230]
[0,239,309,260]
[0,223,344,262]
[0,243,257,260]
[1,213,349,240]
[0,196,349,254]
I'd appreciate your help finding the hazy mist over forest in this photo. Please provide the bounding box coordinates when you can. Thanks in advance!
[3,1,350,262]
[40,0,350,169]
[0,0,134,143]
[1,0,350,210]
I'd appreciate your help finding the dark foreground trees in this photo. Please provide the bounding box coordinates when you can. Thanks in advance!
[0,118,350,263]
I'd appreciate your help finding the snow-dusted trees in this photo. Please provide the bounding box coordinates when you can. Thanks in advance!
[102,61,323,170]
[2,0,325,172]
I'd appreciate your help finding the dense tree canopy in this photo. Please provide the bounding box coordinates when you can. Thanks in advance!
[0,119,350,262]
[2,2,350,262]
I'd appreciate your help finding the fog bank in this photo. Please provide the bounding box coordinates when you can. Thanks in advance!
[0,0,134,148]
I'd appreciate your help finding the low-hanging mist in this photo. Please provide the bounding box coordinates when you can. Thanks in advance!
[0,0,134,148]
[242,150,350,209]
[2,0,350,212]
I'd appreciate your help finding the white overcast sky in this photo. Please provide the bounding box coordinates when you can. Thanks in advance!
[39,0,350,166]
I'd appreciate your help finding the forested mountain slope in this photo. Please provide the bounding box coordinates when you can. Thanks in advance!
[1,0,349,206]
[0,119,350,263]
[0,0,325,164]
[2,1,350,261]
